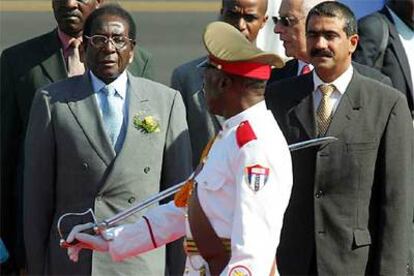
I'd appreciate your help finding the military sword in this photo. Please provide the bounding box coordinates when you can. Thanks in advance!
[58,136,338,248]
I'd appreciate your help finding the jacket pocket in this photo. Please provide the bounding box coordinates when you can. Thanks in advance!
[195,170,225,191]
[353,229,372,247]
[346,142,377,152]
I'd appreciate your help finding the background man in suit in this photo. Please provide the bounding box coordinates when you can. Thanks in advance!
[266,1,413,275]
[353,1,414,271]
[269,0,392,85]
[23,4,191,275]
[353,0,414,119]
[0,0,153,274]
[170,0,268,167]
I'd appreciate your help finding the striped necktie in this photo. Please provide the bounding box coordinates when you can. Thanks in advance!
[67,38,85,77]
[317,84,335,136]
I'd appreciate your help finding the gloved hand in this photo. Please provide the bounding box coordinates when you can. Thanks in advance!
[66,222,109,262]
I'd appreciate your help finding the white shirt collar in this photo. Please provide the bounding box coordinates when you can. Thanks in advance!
[89,70,128,99]
[223,101,267,130]
[312,64,353,94]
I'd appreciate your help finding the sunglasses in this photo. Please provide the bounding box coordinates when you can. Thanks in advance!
[272,16,303,27]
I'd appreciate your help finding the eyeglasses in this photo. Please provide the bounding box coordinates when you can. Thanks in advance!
[272,16,304,27]
[84,35,134,49]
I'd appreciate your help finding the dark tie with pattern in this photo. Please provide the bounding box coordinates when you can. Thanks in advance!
[317,84,335,136]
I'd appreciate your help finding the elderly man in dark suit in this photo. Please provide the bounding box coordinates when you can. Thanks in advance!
[170,0,268,167]
[353,0,414,118]
[266,2,413,275]
[269,0,392,86]
[23,4,191,276]
[0,0,153,274]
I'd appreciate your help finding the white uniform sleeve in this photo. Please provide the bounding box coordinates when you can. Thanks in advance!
[221,140,292,276]
[108,201,186,261]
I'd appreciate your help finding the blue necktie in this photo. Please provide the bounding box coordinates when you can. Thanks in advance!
[101,86,123,150]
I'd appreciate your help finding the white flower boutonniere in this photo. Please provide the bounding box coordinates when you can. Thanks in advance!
[133,113,160,133]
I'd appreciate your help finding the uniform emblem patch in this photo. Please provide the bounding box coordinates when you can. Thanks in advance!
[229,265,252,276]
[245,164,269,192]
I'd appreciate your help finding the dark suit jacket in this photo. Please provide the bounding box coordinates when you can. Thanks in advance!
[23,73,192,275]
[354,6,414,116]
[170,57,223,168]
[0,29,153,273]
[265,70,413,275]
[269,59,393,86]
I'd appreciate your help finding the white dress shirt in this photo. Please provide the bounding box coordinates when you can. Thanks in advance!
[312,65,354,115]
[90,70,129,148]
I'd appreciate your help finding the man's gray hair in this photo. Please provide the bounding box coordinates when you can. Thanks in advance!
[302,0,335,16]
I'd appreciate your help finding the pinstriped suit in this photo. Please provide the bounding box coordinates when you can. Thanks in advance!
[0,29,154,273]
[23,72,192,275]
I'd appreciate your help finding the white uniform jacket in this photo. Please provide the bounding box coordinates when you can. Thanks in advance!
[106,101,293,276]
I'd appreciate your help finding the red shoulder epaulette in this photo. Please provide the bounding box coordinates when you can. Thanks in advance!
[236,120,257,148]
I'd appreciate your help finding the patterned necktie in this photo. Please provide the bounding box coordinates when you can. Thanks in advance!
[101,86,123,150]
[67,38,85,77]
[300,64,311,75]
[317,84,335,136]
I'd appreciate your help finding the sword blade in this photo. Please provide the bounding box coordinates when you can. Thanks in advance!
[101,136,337,229]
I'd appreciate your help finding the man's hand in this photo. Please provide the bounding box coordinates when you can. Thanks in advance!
[66,222,109,262]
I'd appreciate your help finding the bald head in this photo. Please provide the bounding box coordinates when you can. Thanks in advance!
[274,0,332,60]
[221,0,269,42]
[222,0,268,14]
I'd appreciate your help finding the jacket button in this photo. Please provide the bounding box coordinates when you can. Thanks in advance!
[144,167,150,174]
[315,190,324,198]
[128,196,136,204]
[82,162,89,170]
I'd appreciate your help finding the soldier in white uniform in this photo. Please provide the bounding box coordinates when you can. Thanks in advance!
[66,21,293,276]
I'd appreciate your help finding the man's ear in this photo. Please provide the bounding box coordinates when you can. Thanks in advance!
[261,15,269,29]
[219,74,232,93]
[349,34,359,54]
[128,47,135,64]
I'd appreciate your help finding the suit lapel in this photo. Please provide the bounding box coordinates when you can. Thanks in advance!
[326,71,362,136]
[67,74,115,165]
[40,29,67,83]
[117,75,150,159]
[382,8,413,94]
[292,74,316,138]
[98,75,154,191]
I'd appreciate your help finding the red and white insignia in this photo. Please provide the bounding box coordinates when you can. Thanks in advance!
[229,265,252,276]
[245,164,269,192]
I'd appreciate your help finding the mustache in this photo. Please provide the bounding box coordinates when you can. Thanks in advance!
[310,49,334,58]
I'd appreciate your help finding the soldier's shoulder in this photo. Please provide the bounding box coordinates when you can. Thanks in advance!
[236,120,257,149]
